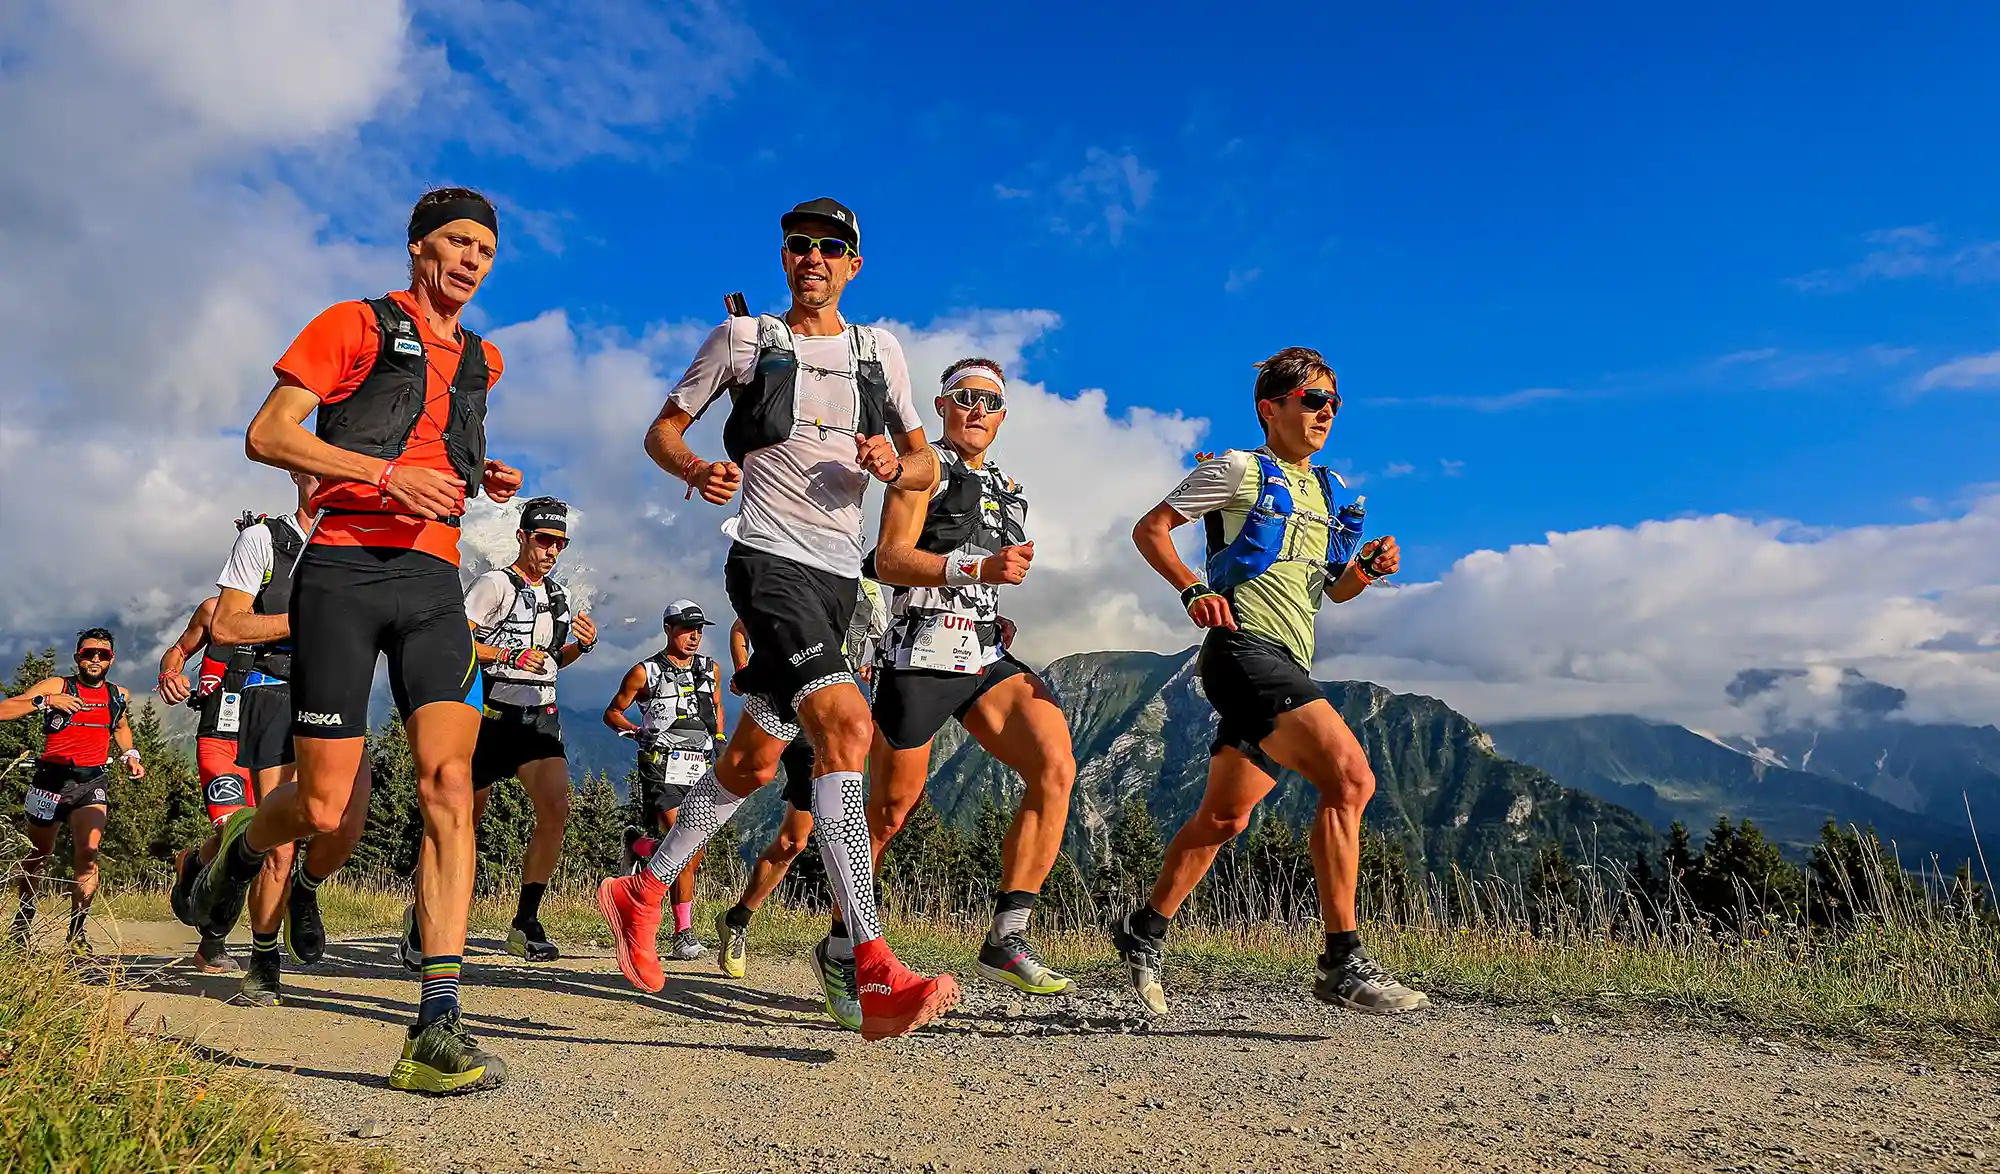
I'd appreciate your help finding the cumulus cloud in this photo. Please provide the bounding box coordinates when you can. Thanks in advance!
[1320,499,2000,733]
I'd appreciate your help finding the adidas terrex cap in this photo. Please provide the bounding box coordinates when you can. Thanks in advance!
[662,600,713,629]
[781,197,859,248]
[519,497,568,535]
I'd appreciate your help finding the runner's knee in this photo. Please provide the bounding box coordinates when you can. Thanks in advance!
[301,791,348,836]
[1315,750,1375,810]
[1194,802,1256,842]
[770,832,809,863]
[537,784,572,826]
[809,702,873,767]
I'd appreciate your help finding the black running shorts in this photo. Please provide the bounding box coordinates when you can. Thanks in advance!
[633,742,711,822]
[1198,627,1321,778]
[234,682,296,772]
[472,703,565,791]
[779,733,816,811]
[288,546,481,740]
[723,543,859,736]
[871,655,1031,751]
[24,762,109,826]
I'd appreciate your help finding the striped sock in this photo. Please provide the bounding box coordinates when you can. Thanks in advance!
[417,955,462,1029]
[294,864,327,892]
[252,930,281,959]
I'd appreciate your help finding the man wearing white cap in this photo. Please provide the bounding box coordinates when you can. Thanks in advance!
[603,599,725,960]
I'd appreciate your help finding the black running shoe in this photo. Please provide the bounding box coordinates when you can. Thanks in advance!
[285,874,325,966]
[170,848,201,928]
[388,1010,509,1095]
[1109,909,1168,1016]
[193,933,238,974]
[238,949,282,1007]
[187,809,258,939]
[506,920,559,963]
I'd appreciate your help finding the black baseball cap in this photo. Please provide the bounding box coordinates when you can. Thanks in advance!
[781,197,860,249]
[520,497,568,535]
[662,600,713,629]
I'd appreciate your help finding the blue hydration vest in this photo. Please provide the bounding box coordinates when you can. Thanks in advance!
[1203,451,1364,595]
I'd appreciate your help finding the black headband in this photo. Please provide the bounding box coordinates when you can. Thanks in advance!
[408,198,498,244]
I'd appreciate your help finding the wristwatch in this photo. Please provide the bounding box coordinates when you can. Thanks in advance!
[30,694,45,711]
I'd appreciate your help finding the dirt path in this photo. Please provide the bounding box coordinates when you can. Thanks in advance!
[92,920,1998,1174]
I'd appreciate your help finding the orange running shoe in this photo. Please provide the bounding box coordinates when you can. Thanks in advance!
[596,873,666,993]
[853,939,960,1041]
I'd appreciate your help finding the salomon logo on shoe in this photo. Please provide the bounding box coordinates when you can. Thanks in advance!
[296,710,344,727]
[859,982,894,996]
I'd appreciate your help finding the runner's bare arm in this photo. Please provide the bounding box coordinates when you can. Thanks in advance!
[114,688,144,779]
[467,621,549,674]
[644,404,740,505]
[1326,536,1400,604]
[158,597,216,703]
[246,381,465,519]
[556,614,596,669]
[211,586,289,647]
[602,663,648,735]
[728,621,750,672]
[0,677,67,721]
[888,427,939,492]
[711,661,726,739]
[1134,501,1236,630]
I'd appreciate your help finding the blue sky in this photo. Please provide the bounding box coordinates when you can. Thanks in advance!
[5,1,1996,729]
[419,2,2000,576]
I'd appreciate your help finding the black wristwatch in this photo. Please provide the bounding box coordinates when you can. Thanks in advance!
[30,694,45,711]
[887,457,906,485]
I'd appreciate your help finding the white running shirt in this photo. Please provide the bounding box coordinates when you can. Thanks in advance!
[668,317,922,578]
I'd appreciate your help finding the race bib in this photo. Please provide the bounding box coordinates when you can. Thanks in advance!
[664,749,707,788]
[23,787,58,821]
[216,691,242,735]
[908,612,983,674]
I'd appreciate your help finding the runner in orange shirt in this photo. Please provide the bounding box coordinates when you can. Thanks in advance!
[186,187,522,1095]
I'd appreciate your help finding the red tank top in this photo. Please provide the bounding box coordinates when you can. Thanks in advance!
[42,679,116,768]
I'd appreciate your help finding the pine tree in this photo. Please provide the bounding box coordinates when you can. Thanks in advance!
[99,701,183,885]
[346,716,422,883]
[878,796,965,916]
[1358,827,1413,921]
[1091,794,1162,913]
[1,650,57,814]
[966,798,1008,903]
[560,771,628,883]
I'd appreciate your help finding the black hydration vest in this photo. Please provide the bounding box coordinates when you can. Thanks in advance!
[191,642,253,740]
[481,568,571,692]
[250,517,306,679]
[313,297,490,518]
[918,442,1028,557]
[717,316,889,466]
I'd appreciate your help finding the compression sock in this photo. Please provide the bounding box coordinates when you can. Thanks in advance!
[1323,929,1363,967]
[988,890,1038,946]
[514,882,547,929]
[827,917,853,961]
[673,901,694,934]
[811,772,883,946]
[67,905,88,943]
[1134,904,1171,940]
[644,773,745,893]
[417,955,462,1030]
[224,833,268,884]
[725,903,753,930]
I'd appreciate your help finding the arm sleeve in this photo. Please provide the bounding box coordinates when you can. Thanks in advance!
[877,331,922,433]
[666,321,755,418]
[215,526,274,595]
[1161,451,1250,521]
[463,572,509,630]
[272,301,378,403]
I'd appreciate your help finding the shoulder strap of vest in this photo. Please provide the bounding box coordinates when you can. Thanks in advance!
[108,684,126,728]
[262,515,304,558]
[452,325,490,390]
[756,314,793,355]
[848,323,880,363]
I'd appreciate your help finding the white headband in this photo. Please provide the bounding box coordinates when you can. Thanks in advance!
[941,365,1006,398]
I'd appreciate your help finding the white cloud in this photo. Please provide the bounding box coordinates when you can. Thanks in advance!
[1320,498,2000,733]
[1790,225,2000,292]
[1052,147,1157,246]
[1917,351,2000,391]
[1384,462,1416,478]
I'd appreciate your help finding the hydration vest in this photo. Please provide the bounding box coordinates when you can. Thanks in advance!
[313,297,490,517]
[42,676,126,767]
[920,442,1028,557]
[1203,451,1361,595]
[716,315,889,466]
[478,568,571,693]
[638,652,719,742]
[192,644,253,740]
[250,516,306,678]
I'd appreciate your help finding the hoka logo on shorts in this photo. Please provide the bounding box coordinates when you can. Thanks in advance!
[296,710,343,727]
[788,642,825,667]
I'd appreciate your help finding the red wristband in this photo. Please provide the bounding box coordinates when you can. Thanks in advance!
[376,460,397,500]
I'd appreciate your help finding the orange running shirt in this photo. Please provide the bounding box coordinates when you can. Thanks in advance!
[272,289,504,566]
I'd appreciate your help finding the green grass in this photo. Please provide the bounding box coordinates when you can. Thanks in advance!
[100,876,2000,1050]
[0,944,404,1174]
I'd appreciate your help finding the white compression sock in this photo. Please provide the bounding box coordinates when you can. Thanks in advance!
[645,772,745,887]
[811,771,883,946]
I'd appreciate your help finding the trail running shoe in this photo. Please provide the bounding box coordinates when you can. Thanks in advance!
[977,933,1073,996]
[1313,951,1431,1014]
[670,927,707,961]
[596,874,665,993]
[285,873,326,966]
[855,946,959,1041]
[506,921,559,963]
[238,949,281,1007]
[398,904,422,973]
[619,826,651,876]
[187,809,258,939]
[388,1010,509,1096]
[193,933,238,974]
[715,910,747,979]
[807,938,863,1032]
[170,848,201,927]
[1110,910,1168,1016]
